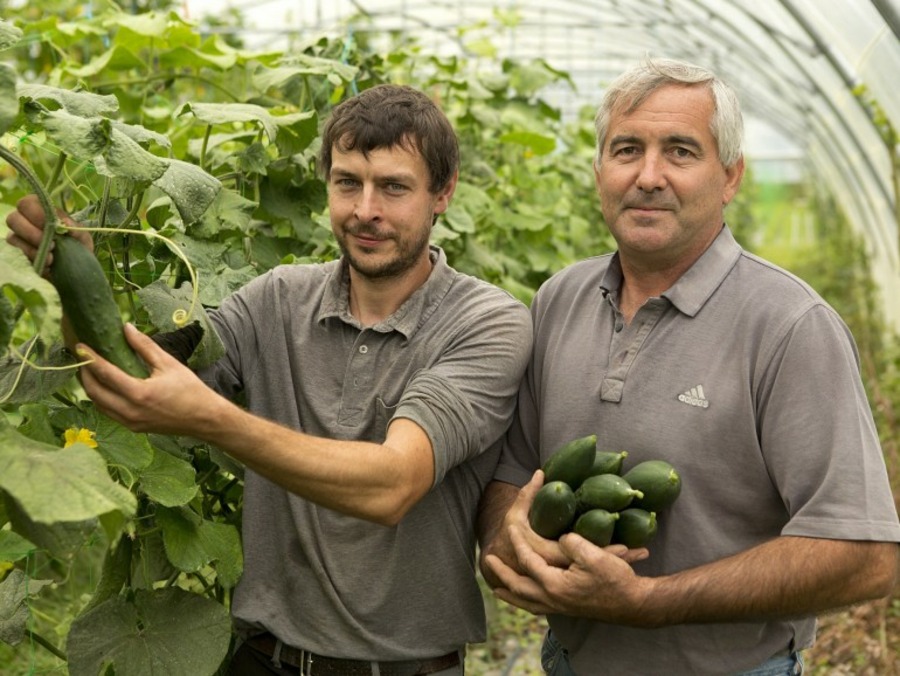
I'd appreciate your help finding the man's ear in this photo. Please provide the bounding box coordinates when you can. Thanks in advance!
[723,156,745,206]
[434,170,459,215]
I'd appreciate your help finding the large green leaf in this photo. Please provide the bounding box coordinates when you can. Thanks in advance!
[95,416,155,483]
[191,186,258,239]
[0,529,34,563]
[499,130,556,156]
[136,280,225,368]
[4,496,97,559]
[106,9,194,40]
[0,63,17,135]
[157,506,243,588]
[152,159,222,224]
[0,243,61,346]
[199,265,258,308]
[16,403,58,446]
[137,447,198,507]
[159,45,236,71]
[0,19,23,51]
[17,83,119,118]
[93,125,169,182]
[65,44,146,78]
[0,569,53,646]
[111,119,171,149]
[67,587,232,676]
[0,419,136,524]
[273,110,318,156]
[0,344,76,408]
[253,57,359,91]
[443,202,476,235]
[179,102,315,154]
[28,107,113,161]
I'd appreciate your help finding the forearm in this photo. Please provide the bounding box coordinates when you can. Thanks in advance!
[477,481,520,549]
[196,397,433,526]
[477,480,521,584]
[76,329,435,526]
[635,536,899,627]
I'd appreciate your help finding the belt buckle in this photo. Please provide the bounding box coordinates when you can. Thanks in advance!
[299,649,313,676]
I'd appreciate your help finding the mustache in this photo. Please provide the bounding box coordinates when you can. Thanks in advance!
[347,223,393,240]
[623,193,677,210]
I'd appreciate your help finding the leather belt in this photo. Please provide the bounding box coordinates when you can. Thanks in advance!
[245,633,460,676]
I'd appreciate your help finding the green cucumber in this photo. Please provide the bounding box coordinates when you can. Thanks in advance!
[541,434,597,489]
[573,508,619,547]
[613,508,658,548]
[622,460,682,512]
[589,449,628,477]
[50,234,148,378]
[528,480,577,540]
[574,473,643,513]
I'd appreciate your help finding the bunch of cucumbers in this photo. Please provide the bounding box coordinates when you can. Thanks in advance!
[528,434,682,548]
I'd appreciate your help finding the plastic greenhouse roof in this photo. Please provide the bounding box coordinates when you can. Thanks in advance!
[186,0,900,329]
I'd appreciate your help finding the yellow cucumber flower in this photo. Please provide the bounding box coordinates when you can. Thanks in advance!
[64,427,98,449]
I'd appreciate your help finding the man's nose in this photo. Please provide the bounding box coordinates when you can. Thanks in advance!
[354,185,382,222]
[635,152,667,192]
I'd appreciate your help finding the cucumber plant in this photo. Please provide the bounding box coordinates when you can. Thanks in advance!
[0,7,617,674]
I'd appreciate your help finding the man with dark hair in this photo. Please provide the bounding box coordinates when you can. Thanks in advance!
[7,83,532,675]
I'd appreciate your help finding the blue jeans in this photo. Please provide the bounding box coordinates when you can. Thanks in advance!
[540,630,803,675]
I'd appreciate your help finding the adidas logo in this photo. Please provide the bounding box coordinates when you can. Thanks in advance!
[678,385,709,408]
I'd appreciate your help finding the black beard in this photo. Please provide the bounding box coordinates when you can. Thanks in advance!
[337,224,431,280]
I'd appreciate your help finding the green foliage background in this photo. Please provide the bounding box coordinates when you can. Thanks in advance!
[0,1,896,675]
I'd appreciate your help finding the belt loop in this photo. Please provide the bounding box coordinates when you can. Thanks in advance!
[270,638,283,670]
[371,661,381,676]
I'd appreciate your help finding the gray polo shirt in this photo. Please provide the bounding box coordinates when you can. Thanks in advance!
[495,226,900,675]
[201,246,532,659]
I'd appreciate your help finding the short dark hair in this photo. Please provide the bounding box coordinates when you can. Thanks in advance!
[319,84,459,194]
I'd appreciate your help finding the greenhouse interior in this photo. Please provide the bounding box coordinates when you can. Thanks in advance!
[182,0,900,330]
[1,1,899,675]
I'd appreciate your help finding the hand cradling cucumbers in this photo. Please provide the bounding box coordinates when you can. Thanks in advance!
[529,434,682,546]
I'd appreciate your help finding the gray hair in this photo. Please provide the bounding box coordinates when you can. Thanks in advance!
[594,58,744,168]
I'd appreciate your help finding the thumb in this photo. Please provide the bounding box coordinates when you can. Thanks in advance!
[511,469,545,516]
[123,323,176,370]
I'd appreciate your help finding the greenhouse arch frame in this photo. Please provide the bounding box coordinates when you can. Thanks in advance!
[189,0,900,329]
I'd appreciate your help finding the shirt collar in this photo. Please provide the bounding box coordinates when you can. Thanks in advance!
[318,245,454,339]
[599,225,742,317]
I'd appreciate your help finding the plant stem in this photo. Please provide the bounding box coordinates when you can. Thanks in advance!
[97,178,111,231]
[0,146,58,274]
[45,151,68,194]
[25,629,67,661]
[199,124,212,172]
[121,194,142,230]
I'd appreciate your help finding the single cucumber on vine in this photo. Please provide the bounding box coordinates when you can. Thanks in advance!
[50,234,148,378]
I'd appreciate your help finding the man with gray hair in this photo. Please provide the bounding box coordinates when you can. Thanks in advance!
[477,58,900,675]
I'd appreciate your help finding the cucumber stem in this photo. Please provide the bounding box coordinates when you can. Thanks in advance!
[0,145,59,274]
[24,629,67,661]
